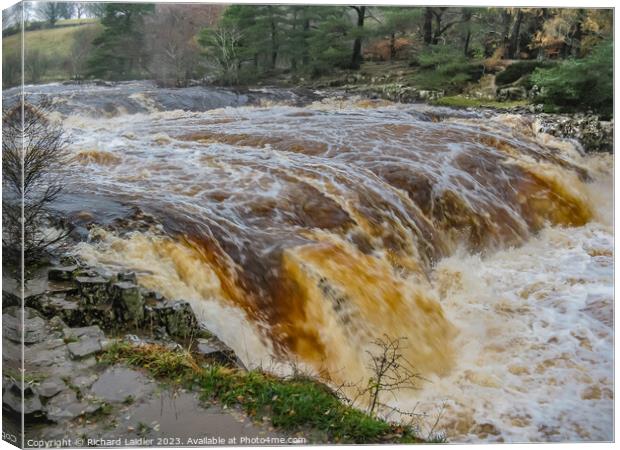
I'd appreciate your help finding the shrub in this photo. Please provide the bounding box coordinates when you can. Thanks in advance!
[410,46,484,93]
[2,99,70,270]
[25,49,52,84]
[531,40,612,118]
[2,53,21,88]
[495,60,556,86]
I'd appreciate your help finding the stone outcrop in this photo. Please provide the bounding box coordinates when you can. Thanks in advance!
[2,260,244,437]
[534,114,613,153]
[19,261,205,341]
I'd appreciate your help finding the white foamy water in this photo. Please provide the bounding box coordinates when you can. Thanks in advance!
[405,220,613,442]
[14,83,611,443]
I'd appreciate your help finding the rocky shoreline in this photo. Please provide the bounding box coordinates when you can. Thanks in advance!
[350,84,613,153]
[295,68,614,154]
[2,256,268,445]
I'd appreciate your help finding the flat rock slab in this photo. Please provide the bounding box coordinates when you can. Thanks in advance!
[90,367,155,403]
[48,266,79,282]
[3,387,44,417]
[2,307,48,344]
[36,377,66,399]
[196,338,236,365]
[68,338,102,359]
[46,390,99,422]
[64,325,105,340]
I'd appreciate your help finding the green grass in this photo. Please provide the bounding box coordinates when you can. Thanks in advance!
[3,21,102,84]
[3,23,101,59]
[3,368,46,385]
[56,18,99,26]
[101,341,424,444]
[431,95,529,109]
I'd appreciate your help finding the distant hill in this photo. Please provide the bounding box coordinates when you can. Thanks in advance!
[3,20,102,87]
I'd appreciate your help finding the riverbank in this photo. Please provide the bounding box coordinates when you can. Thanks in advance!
[293,62,614,153]
[2,252,429,445]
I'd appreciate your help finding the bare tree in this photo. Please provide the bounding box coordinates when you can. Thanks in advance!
[2,99,70,269]
[68,26,98,81]
[364,336,423,416]
[85,2,107,19]
[144,4,223,87]
[2,3,21,31]
[74,3,86,20]
[25,49,51,83]
[36,2,62,26]
[198,24,244,85]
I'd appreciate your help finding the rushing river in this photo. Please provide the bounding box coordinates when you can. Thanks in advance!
[5,82,613,442]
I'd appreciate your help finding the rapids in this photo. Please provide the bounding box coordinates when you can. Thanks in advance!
[5,82,613,442]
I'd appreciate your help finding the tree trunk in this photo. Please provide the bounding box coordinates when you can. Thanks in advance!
[389,32,396,60]
[432,10,442,45]
[464,30,471,57]
[423,8,433,45]
[350,6,365,70]
[270,16,277,69]
[507,9,524,59]
[462,9,472,57]
[302,17,310,66]
[569,9,585,57]
[265,6,278,70]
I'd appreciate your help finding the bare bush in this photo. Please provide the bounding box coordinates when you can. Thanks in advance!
[25,49,51,84]
[363,336,424,415]
[198,24,245,85]
[2,98,70,270]
[2,53,21,88]
[68,26,98,81]
[144,4,223,87]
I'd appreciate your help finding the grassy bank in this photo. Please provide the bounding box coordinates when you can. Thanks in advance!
[100,341,426,444]
[431,95,529,109]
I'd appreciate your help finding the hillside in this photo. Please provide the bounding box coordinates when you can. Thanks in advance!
[2,20,102,86]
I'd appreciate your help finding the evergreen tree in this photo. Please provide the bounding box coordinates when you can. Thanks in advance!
[87,3,154,80]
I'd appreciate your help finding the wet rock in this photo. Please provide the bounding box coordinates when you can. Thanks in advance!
[148,300,198,339]
[3,381,44,417]
[46,389,99,422]
[90,367,155,403]
[36,377,66,398]
[64,325,105,341]
[76,276,110,306]
[123,334,182,351]
[49,316,68,332]
[142,288,164,304]
[59,255,81,267]
[2,290,20,308]
[195,338,236,365]
[48,266,79,282]
[111,282,144,323]
[25,339,69,370]
[80,304,117,330]
[118,272,138,284]
[72,374,99,389]
[3,307,48,344]
[68,338,102,359]
[65,326,105,359]
[497,86,527,101]
[417,89,444,101]
[33,293,81,325]
[535,114,613,153]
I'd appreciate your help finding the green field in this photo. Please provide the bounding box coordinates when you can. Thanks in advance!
[3,21,102,85]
